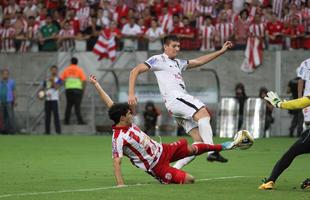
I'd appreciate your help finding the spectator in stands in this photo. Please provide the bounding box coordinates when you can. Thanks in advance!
[57,20,75,51]
[171,14,183,35]
[22,15,39,52]
[158,6,173,34]
[215,12,234,49]
[3,0,20,20]
[115,0,129,23]
[0,69,16,134]
[266,12,284,51]
[145,18,164,51]
[233,9,249,50]
[199,15,215,51]
[235,82,247,130]
[287,77,304,137]
[97,8,110,28]
[13,11,27,51]
[137,17,148,50]
[141,8,152,28]
[259,87,274,136]
[23,0,38,18]
[110,20,122,50]
[81,15,100,51]
[60,57,87,125]
[41,65,62,134]
[150,0,163,17]
[76,0,90,32]
[178,16,196,50]
[303,0,310,49]
[0,18,16,53]
[168,0,183,17]
[121,16,141,50]
[39,14,59,51]
[143,101,160,136]
[284,16,305,50]
[65,9,80,35]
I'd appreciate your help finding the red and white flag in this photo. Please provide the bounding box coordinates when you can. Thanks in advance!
[241,37,263,73]
[93,29,116,61]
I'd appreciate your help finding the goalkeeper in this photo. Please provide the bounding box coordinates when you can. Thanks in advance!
[259,91,310,190]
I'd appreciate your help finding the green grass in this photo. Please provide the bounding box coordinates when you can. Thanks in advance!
[0,135,309,200]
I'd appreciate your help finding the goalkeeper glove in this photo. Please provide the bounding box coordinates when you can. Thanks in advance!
[264,91,283,108]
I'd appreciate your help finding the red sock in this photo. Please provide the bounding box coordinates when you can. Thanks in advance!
[192,143,222,155]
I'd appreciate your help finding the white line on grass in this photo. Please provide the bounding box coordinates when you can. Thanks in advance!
[0,175,251,199]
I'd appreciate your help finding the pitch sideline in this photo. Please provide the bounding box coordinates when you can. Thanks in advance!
[0,176,251,199]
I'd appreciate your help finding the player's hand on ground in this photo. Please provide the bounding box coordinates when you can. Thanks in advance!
[89,74,97,85]
[128,94,138,106]
[221,41,233,52]
[264,91,282,108]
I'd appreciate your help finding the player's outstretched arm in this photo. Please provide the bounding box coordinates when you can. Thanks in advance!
[265,91,310,110]
[89,74,114,108]
[113,157,126,186]
[128,63,149,106]
[187,41,233,69]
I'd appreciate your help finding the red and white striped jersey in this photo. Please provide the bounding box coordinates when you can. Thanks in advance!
[76,6,90,31]
[66,0,80,10]
[19,23,39,53]
[181,0,199,16]
[3,4,20,16]
[272,0,283,18]
[283,13,303,25]
[215,22,234,46]
[158,13,173,34]
[302,7,310,33]
[200,24,215,51]
[0,27,16,52]
[248,23,265,38]
[137,1,148,13]
[112,124,163,171]
[197,5,215,18]
[58,28,75,51]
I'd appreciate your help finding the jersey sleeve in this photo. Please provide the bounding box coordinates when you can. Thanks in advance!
[112,135,124,158]
[144,55,161,71]
[176,59,189,71]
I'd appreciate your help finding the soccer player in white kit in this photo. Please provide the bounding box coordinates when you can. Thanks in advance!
[297,58,310,129]
[128,35,233,168]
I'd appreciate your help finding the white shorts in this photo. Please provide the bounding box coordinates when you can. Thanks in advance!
[303,106,310,122]
[166,94,205,133]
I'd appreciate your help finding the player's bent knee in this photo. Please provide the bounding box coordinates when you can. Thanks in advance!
[193,108,210,121]
[184,174,195,184]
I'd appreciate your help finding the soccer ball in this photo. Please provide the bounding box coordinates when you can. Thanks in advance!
[38,90,45,99]
[234,130,254,150]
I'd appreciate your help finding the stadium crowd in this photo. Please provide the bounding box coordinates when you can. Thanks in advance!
[0,0,310,52]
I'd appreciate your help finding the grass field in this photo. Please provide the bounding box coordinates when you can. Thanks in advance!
[0,135,309,200]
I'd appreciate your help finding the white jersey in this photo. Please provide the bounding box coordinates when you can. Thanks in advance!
[145,53,189,103]
[297,58,310,96]
[112,124,163,171]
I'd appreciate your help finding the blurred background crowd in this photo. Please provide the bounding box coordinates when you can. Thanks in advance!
[0,0,310,53]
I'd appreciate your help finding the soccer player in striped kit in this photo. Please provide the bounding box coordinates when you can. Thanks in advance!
[128,35,233,169]
[89,74,243,186]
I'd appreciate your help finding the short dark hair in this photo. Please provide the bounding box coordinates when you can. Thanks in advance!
[71,57,78,64]
[163,35,179,45]
[108,103,130,124]
[50,65,58,70]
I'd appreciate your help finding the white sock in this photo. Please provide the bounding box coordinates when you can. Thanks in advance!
[198,117,214,155]
[173,155,196,169]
